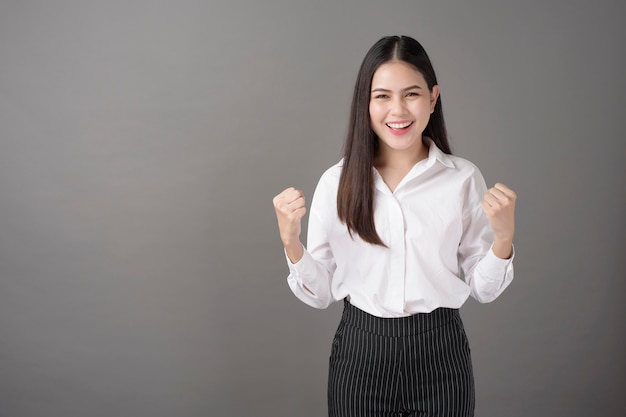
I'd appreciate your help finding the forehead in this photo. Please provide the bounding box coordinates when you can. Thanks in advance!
[371,60,427,88]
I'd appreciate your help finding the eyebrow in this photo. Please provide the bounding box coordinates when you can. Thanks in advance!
[371,85,424,93]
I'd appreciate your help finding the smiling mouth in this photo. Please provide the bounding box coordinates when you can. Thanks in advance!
[386,121,413,129]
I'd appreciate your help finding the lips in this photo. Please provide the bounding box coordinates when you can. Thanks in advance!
[385,121,413,136]
[386,121,413,129]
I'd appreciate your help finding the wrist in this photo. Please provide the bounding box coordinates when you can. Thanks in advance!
[281,234,301,248]
[492,238,513,259]
[285,242,304,264]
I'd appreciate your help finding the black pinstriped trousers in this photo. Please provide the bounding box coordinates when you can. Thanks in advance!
[328,300,475,417]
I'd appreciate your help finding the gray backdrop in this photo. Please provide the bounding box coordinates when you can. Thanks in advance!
[1,1,624,416]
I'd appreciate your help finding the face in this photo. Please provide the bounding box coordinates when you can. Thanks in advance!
[369,60,440,159]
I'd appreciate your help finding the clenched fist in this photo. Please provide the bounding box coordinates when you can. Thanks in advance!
[482,183,517,259]
[273,187,307,263]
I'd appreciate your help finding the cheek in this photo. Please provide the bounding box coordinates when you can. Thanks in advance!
[369,116,379,134]
[369,102,384,119]
[368,102,376,117]
[410,100,432,116]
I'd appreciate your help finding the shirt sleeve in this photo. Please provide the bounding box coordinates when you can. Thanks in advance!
[285,171,338,309]
[458,169,514,303]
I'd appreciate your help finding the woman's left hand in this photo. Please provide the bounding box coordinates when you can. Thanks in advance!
[482,183,516,258]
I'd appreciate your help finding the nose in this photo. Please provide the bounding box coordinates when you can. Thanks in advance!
[390,96,408,115]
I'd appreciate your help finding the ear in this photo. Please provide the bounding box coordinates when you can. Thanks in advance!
[430,85,440,113]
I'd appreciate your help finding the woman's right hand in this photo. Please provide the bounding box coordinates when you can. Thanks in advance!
[272,187,306,263]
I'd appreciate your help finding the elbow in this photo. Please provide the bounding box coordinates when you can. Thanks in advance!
[302,283,334,309]
[302,295,333,310]
[473,292,498,304]
[288,278,333,309]
[471,281,509,303]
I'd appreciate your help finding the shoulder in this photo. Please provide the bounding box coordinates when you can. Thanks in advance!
[427,139,485,182]
[447,154,481,173]
[310,160,342,202]
[431,153,488,201]
[446,154,486,182]
[444,155,489,204]
[317,160,343,186]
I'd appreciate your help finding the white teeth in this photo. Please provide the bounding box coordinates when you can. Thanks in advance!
[387,121,412,129]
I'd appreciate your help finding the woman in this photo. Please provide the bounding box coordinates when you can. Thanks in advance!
[273,35,516,417]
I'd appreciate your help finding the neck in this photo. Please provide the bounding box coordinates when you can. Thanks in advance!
[375,141,428,170]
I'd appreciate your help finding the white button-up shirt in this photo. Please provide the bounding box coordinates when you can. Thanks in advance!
[286,142,514,317]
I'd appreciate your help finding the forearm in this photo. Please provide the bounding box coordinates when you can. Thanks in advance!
[491,238,513,259]
[284,240,304,264]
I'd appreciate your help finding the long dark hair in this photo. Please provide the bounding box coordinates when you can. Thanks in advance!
[337,35,451,246]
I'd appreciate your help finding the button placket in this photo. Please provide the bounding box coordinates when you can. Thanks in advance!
[385,192,406,313]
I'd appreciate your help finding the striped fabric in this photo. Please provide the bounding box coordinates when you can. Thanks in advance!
[328,300,475,417]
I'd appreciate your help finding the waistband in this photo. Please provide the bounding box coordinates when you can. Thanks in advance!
[341,299,460,337]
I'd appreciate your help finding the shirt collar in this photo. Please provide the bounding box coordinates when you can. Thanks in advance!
[424,137,455,169]
[372,138,456,194]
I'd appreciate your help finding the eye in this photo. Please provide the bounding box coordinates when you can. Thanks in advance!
[406,91,419,97]
[373,94,389,99]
